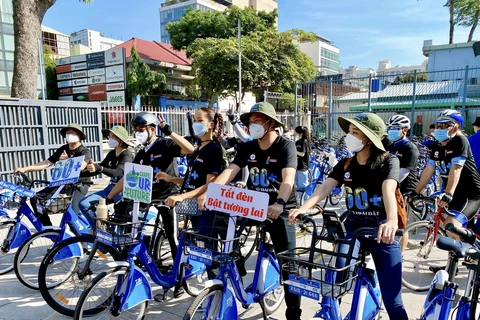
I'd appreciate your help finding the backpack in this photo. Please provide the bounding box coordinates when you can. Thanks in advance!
[343,157,408,229]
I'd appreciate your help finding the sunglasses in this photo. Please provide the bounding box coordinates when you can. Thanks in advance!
[435,123,454,130]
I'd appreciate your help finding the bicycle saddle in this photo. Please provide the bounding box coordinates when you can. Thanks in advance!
[436,237,471,258]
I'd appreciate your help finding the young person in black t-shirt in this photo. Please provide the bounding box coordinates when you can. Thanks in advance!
[164,108,227,234]
[198,102,302,320]
[294,126,311,199]
[106,112,194,270]
[289,113,408,320]
[14,123,92,226]
[78,126,134,227]
[413,110,480,234]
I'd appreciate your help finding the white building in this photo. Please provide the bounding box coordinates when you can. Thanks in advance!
[297,35,340,76]
[70,29,123,53]
[340,66,374,78]
[159,0,278,44]
[377,59,428,83]
[41,25,70,58]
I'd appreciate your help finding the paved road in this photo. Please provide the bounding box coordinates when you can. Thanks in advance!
[0,182,458,319]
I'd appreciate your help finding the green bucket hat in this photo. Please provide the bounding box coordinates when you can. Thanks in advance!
[102,126,133,147]
[338,113,387,152]
[60,123,86,140]
[240,102,283,128]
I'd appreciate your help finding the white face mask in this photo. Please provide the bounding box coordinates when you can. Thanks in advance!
[135,131,149,145]
[344,134,365,153]
[249,120,270,140]
[108,138,119,148]
[66,133,80,144]
[193,122,207,137]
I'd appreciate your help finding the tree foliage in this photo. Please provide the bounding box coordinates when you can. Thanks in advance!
[454,0,480,41]
[126,45,166,98]
[43,45,57,100]
[166,5,277,51]
[394,72,428,84]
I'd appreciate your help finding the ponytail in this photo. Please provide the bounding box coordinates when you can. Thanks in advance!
[213,113,228,169]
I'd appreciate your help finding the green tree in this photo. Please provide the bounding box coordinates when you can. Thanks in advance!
[394,72,428,83]
[11,0,92,99]
[454,0,480,41]
[166,6,277,51]
[126,45,166,98]
[43,45,57,100]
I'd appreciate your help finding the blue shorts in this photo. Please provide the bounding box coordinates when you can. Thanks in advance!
[295,170,309,192]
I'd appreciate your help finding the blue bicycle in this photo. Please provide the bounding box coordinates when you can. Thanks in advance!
[0,173,51,274]
[73,202,208,319]
[182,215,285,319]
[278,211,403,320]
[418,222,480,320]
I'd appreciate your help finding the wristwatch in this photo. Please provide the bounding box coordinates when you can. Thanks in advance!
[276,198,286,209]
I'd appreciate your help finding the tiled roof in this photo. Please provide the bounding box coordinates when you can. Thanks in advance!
[113,37,192,66]
[377,80,463,98]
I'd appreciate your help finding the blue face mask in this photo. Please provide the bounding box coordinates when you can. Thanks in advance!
[434,129,450,142]
[387,130,402,142]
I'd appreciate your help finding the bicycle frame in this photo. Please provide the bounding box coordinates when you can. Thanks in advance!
[202,236,282,319]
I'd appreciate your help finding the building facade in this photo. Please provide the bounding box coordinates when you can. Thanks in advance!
[159,0,277,43]
[297,35,340,76]
[70,29,123,53]
[340,65,375,79]
[41,25,71,57]
[376,59,428,83]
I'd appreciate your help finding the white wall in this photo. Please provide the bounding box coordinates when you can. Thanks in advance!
[427,47,480,81]
[297,41,320,68]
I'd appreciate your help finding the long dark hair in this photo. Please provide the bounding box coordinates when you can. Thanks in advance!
[366,143,388,171]
[197,107,228,169]
[295,126,312,143]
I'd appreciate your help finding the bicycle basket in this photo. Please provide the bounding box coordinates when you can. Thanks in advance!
[278,221,361,300]
[36,194,72,215]
[0,192,22,211]
[95,218,146,247]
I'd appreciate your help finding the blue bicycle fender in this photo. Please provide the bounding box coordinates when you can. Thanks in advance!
[220,284,237,320]
[10,222,32,249]
[53,239,83,262]
[256,255,281,295]
[121,266,152,312]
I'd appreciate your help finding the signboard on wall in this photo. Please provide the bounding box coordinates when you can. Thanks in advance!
[105,65,125,83]
[107,91,125,107]
[105,48,125,66]
[88,84,107,101]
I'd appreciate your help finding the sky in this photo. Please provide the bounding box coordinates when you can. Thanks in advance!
[43,0,474,70]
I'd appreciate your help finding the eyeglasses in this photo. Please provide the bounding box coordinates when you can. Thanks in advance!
[435,123,454,130]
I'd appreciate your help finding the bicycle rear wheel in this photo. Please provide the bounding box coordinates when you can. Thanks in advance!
[38,234,122,316]
[239,225,258,261]
[295,219,319,254]
[0,220,16,274]
[73,267,147,319]
[402,220,448,291]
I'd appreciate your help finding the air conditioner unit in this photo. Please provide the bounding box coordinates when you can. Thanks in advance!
[167,69,174,75]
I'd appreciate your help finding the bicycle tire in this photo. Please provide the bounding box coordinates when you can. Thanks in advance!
[38,234,123,317]
[240,225,259,261]
[401,220,448,292]
[73,267,147,319]
[183,268,209,297]
[260,285,285,315]
[152,231,172,265]
[14,229,60,289]
[295,219,319,254]
[183,284,224,320]
[0,220,17,274]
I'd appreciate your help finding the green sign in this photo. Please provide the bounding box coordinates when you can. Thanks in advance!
[123,163,153,204]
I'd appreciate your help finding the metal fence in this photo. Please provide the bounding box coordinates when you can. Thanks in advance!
[296,66,480,140]
[0,99,103,182]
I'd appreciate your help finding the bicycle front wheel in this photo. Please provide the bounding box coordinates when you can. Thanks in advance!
[38,234,123,317]
[402,220,448,292]
[0,220,17,274]
[73,268,147,319]
[260,285,285,315]
[183,285,224,320]
[14,229,60,289]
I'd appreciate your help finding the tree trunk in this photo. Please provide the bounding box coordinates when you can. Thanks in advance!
[468,10,480,42]
[11,0,55,98]
[449,0,455,44]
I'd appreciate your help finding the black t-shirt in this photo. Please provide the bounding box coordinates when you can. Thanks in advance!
[233,136,297,209]
[100,149,134,184]
[133,137,182,200]
[185,142,224,191]
[329,154,400,220]
[429,134,480,200]
[387,139,420,194]
[295,139,310,171]
[48,144,92,183]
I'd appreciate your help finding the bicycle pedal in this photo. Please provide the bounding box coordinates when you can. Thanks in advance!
[173,285,184,298]
[153,292,168,303]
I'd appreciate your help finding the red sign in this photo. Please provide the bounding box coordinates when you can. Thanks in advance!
[56,65,71,73]
[58,87,73,96]
[108,107,125,124]
[88,84,107,101]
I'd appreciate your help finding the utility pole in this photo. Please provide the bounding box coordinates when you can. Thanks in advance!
[238,19,242,111]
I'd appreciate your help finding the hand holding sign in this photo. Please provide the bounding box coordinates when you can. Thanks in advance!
[86,159,96,173]
[60,151,68,161]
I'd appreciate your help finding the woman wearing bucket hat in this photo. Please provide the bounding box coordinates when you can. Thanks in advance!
[78,126,134,227]
[198,102,302,320]
[13,123,92,226]
[289,112,408,319]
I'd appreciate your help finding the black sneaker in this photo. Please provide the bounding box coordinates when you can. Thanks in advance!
[429,265,459,275]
